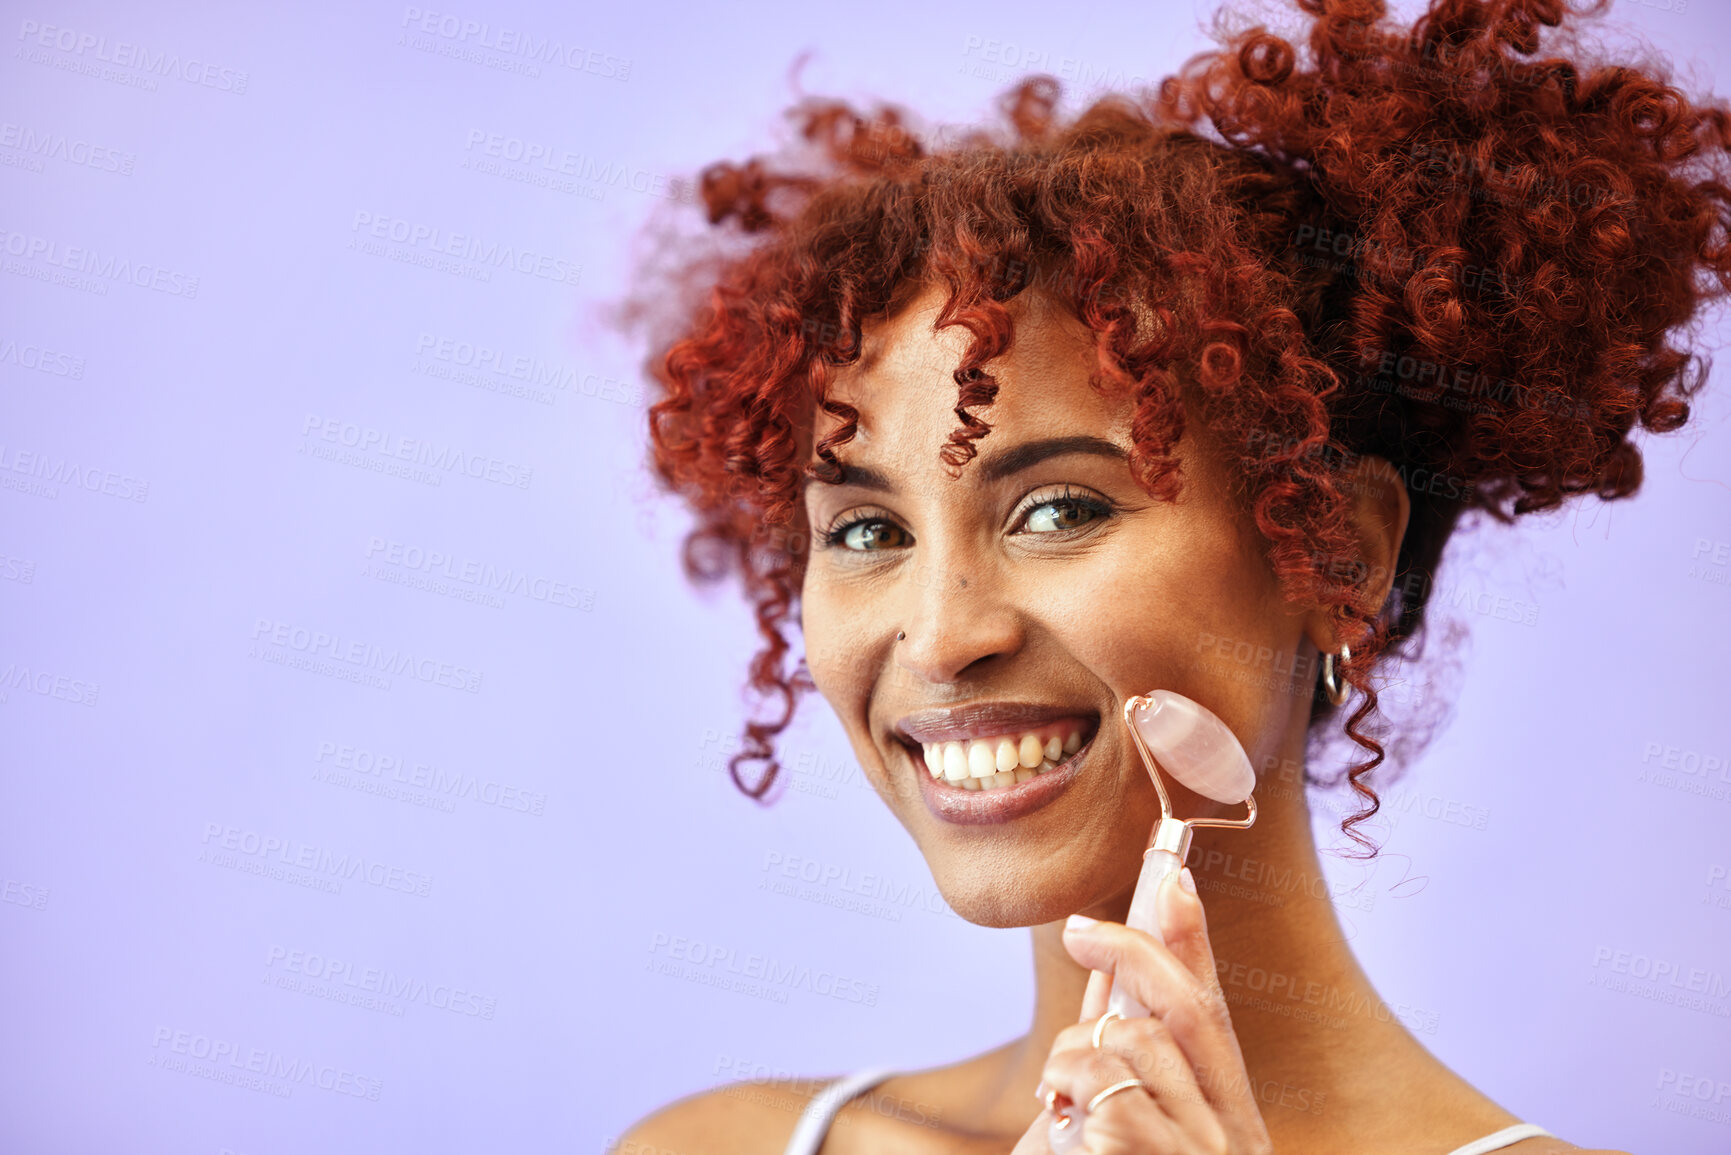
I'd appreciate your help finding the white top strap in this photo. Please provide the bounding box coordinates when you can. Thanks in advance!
[1443,1123,1555,1155]
[780,1067,900,1155]
[780,1070,1547,1155]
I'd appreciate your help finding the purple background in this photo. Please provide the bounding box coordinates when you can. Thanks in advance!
[1,2,1728,1152]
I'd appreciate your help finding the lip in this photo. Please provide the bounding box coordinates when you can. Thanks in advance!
[894,702,1098,745]
[908,727,1098,825]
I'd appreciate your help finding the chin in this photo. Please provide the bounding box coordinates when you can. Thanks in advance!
[927,856,1127,928]
[939,881,1064,928]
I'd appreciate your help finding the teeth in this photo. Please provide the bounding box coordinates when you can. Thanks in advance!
[916,725,1088,793]
[942,743,970,782]
[967,742,996,778]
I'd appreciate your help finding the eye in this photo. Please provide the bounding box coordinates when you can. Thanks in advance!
[1016,487,1114,534]
[821,511,910,552]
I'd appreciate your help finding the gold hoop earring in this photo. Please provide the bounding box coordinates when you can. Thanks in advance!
[1321,643,1351,706]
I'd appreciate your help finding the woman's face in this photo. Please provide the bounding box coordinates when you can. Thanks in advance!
[798,283,1334,927]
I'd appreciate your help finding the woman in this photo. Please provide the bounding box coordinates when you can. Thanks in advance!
[614,0,1731,1150]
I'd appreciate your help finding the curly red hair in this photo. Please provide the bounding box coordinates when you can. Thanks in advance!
[632,0,1731,851]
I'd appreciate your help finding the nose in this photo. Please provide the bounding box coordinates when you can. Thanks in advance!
[893,556,1025,686]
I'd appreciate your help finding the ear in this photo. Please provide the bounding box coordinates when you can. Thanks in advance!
[1301,454,1411,655]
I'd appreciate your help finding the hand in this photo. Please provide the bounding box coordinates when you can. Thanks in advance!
[1012,868,1274,1154]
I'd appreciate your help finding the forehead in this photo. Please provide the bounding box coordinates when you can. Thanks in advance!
[812,283,1132,457]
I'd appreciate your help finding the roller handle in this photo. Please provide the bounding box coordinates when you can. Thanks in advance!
[1047,848,1181,1152]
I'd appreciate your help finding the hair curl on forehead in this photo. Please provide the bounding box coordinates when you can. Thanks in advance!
[633,0,1731,855]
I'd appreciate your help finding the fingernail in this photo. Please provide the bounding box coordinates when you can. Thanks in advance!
[1064,913,1098,933]
[1158,867,1196,933]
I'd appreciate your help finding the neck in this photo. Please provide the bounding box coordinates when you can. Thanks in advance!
[972,764,1445,1145]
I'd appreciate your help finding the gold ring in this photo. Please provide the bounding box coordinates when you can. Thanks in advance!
[1086,1078,1148,1113]
[1091,1010,1125,1050]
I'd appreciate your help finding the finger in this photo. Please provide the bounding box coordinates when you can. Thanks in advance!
[1040,1042,1183,1153]
[1156,867,1222,996]
[1047,1010,1222,1141]
[1078,967,1113,1022]
[1064,912,1276,1148]
[1152,869,1271,1125]
[1061,915,1242,1106]
[1008,1107,1057,1155]
[1097,1011,1225,1139]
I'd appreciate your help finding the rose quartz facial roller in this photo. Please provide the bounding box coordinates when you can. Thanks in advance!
[1048,690,1257,1152]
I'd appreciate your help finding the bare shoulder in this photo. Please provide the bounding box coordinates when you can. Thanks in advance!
[608,1077,831,1155]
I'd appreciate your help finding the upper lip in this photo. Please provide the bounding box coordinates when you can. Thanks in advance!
[893,702,1100,746]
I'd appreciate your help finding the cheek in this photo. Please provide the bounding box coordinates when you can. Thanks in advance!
[798,575,877,711]
[1039,522,1254,674]
[1039,521,1294,732]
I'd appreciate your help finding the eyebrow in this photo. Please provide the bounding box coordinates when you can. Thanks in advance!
[804,435,1129,493]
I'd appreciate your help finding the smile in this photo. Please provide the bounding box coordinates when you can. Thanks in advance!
[893,708,1101,826]
[917,724,1085,791]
